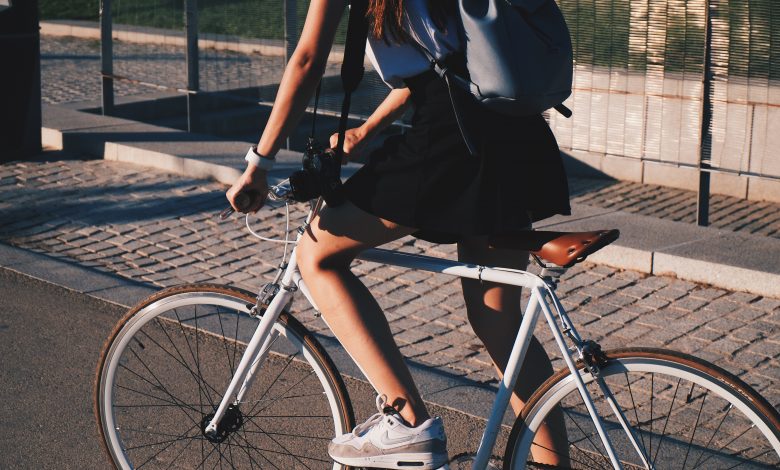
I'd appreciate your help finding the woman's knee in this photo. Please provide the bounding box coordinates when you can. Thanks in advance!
[296,231,355,280]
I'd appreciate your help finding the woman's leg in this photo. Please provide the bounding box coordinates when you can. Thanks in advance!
[296,201,429,426]
[458,236,570,466]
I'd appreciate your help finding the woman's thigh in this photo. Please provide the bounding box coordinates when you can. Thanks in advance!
[296,201,416,271]
[457,235,529,314]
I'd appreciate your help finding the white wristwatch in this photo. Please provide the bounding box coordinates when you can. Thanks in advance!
[244,146,275,170]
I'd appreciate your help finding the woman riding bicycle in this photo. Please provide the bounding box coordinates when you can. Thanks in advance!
[227,0,571,467]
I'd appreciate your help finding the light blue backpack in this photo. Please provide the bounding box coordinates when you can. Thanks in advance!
[420,0,573,153]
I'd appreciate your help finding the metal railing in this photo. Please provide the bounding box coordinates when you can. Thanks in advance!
[84,0,780,223]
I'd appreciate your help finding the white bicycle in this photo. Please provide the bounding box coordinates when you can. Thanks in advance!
[95,183,780,469]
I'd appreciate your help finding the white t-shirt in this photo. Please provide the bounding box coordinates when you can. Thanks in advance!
[365,0,461,89]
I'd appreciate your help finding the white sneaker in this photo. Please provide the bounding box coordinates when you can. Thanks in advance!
[328,395,448,469]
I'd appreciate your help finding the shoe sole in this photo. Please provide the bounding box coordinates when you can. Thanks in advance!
[332,452,449,469]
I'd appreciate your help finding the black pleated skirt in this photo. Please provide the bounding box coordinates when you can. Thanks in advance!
[343,69,571,243]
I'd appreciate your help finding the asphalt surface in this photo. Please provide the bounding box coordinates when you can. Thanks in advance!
[0,268,120,469]
[0,267,507,469]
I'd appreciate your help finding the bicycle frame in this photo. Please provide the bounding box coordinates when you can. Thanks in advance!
[204,203,646,470]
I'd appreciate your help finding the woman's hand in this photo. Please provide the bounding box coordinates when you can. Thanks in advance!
[330,126,370,161]
[226,165,269,213]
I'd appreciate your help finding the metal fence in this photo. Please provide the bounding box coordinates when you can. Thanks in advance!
[43,0,779,222]
[548,0,779,221]
[93,0,395,138]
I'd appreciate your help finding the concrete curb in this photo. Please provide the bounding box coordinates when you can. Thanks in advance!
[0,241,505,424]
[40,103,780,299]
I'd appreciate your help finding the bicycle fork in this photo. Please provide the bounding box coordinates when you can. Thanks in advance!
[543,287,653,470]
[203,254,299,438]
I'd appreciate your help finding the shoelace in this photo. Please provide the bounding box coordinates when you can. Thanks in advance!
[351,394,392,437]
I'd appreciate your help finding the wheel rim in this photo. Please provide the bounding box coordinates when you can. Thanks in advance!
[511,356,780,469]
[98,290,348,469]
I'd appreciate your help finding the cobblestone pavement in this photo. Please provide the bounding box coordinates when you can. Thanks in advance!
[1,157,778,410]
[570,178,780,239]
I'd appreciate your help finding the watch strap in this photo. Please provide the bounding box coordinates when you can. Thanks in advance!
[245,146,275,170]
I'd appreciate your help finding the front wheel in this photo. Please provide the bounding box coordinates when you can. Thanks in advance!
[94,283,355,469]
[504,348,780,469]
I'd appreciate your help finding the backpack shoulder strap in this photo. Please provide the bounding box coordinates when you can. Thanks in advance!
[334,0,369,163]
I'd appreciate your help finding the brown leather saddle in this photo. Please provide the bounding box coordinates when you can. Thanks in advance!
[489,229,620,268]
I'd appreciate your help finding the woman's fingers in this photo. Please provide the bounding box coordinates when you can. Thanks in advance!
[329,132,339,149]
[330,129,363,160]
[226,168,269,213]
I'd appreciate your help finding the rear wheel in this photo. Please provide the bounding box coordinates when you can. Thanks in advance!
[504,348,780,469]
[95,283,355,469]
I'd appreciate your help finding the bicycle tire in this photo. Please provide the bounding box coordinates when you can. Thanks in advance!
[504,347,780,469]
[94,283,355,469]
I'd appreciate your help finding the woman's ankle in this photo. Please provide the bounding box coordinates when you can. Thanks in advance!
[398,404,430,427]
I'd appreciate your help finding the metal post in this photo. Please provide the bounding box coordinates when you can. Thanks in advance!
[184,0,199,132]
[697,1,713,227]
[99,0,114,115]
[283,0,297,149]
[283,0,297,67]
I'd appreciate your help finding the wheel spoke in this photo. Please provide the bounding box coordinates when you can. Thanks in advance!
[254,369,317,416]
[214,307,237,377]
[624,372,648,457]
[241,351,299,419]
[651,377,683,467]
[681,388,708,469]
[240,429,333,440]
[150,317,221,407]
[561,405,612,468]
[691,404,733,469]
[723,448,775,470]
[232,428,281,470]
[115,379,200,415]
[126,346,201,427]
[132,423,201,469]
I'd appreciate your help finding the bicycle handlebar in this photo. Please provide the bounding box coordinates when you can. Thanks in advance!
[219,180,294,220]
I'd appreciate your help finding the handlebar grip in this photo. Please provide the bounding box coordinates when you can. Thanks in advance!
[218,191,258,220]
[234,192,253,212]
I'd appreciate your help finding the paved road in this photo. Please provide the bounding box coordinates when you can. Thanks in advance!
[0,268,120,469]
[0,268,508,469]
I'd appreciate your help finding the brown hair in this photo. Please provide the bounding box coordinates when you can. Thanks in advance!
[367,0,454,44]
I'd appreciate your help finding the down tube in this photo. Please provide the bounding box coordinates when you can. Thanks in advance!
[472,291,542,470]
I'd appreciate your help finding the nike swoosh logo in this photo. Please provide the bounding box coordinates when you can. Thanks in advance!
[378,430,412,446]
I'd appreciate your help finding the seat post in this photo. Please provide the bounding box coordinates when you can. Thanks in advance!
[531,253,567,289]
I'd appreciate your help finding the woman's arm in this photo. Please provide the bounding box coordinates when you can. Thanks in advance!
[330,87,413,159]
[256,0,347,158]
[227,0,346,212]
[360,87,413,141]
